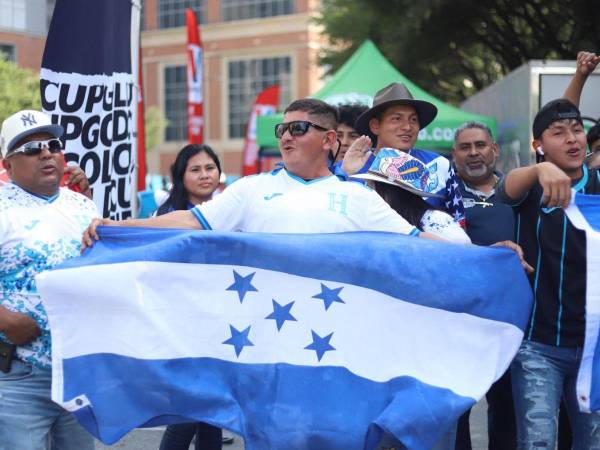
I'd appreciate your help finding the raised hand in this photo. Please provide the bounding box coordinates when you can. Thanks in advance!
[341,135,373,176]
[575,51,600,77]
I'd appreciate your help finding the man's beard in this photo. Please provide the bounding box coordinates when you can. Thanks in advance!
[464,158,495,179]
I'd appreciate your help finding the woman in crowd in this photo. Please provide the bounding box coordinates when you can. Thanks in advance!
[156,144,222,215]
[157,143,230,450]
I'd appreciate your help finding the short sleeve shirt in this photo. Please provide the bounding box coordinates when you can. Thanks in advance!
[496,166,600,347]
[458,174,515,246]
[0,184,100,368]
[192,168,419,236]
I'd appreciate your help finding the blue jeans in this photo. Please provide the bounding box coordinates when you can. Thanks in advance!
[511,341,600,450]
[0,360,95,450]
[159,422,222,450]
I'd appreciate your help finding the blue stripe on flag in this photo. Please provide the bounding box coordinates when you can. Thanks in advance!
[63,353,475,448]
[575,193,600,232]
[39,227,533,447]
[42,0,132,74]
[592,336,600,411]
[63,227,533,330]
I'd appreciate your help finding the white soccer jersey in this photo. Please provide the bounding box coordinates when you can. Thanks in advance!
[0,183,99,368]
[192,168,419,236]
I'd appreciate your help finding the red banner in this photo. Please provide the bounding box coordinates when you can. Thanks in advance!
[242,86,280,175]
[186,8,203,144]
[137,45,147,192]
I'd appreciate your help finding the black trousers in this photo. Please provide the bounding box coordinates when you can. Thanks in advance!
[159,422,222,450]
[455,369,516,450]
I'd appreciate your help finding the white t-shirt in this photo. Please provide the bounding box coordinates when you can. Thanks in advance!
[192,169,419,236]
[0,183,99,368]
[420,209,471,244]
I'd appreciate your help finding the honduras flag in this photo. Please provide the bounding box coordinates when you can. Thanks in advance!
[566,193,600,413]
[36,228,533,449]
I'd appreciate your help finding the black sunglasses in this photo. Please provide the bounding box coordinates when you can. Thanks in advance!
[274,120,329,139]
[7,139,63,158]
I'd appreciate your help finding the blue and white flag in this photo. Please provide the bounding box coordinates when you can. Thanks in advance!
[41,0,141,219]
[566,193,600,413]
[37,228,533,449]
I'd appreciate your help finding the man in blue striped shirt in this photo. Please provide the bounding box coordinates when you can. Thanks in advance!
[496,99,600,449]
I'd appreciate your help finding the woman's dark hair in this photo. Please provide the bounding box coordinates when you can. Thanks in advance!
[374,182,431,230]
[337,103,368,129]
[156,144,221,216]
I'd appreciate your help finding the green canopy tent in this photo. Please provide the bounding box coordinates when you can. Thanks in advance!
[256,40,496,155]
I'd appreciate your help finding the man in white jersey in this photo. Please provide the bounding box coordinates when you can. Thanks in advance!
[0,110,99,450]
[83,99,435,241]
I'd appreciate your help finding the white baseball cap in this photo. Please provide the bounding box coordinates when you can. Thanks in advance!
[0,110,64,158]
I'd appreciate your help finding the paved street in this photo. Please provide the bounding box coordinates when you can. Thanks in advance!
[96,400,488,450]
[96,429,243,450]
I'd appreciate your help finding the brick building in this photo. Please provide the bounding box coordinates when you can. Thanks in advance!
[141,0,324,176]
[1,0,324,176]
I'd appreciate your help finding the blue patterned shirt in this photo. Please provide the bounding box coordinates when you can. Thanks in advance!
[0,183,99,368]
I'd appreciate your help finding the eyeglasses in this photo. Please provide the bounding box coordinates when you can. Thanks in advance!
[6,139,63,158]
[274,121,329,139]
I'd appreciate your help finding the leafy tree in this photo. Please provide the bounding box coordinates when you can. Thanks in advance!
[315,0,600,103]
[0,57,41,123]
[144,106,169,152]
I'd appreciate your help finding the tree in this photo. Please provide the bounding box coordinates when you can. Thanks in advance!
[0,57,41,123]
[144,106,169,152]
[315,0,600,103]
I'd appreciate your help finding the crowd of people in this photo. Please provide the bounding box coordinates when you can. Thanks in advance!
[1,50,600,450]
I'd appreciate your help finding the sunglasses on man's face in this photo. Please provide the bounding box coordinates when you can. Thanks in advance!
[274,120,329,139]
[7,139,63,158]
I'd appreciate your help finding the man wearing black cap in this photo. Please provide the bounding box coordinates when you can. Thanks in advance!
[0,110,98,449]
[341,82,465,226]
[496,99,600,449]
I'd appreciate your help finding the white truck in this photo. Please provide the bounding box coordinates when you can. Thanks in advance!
[461,60,600,172]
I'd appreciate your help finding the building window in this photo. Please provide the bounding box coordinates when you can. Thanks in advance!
[221,0,293,21]
[158,0,205,28]
[164,65,188,142]
[0,0,27,31]
[228,56,291,138]
[0,44,16,62]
